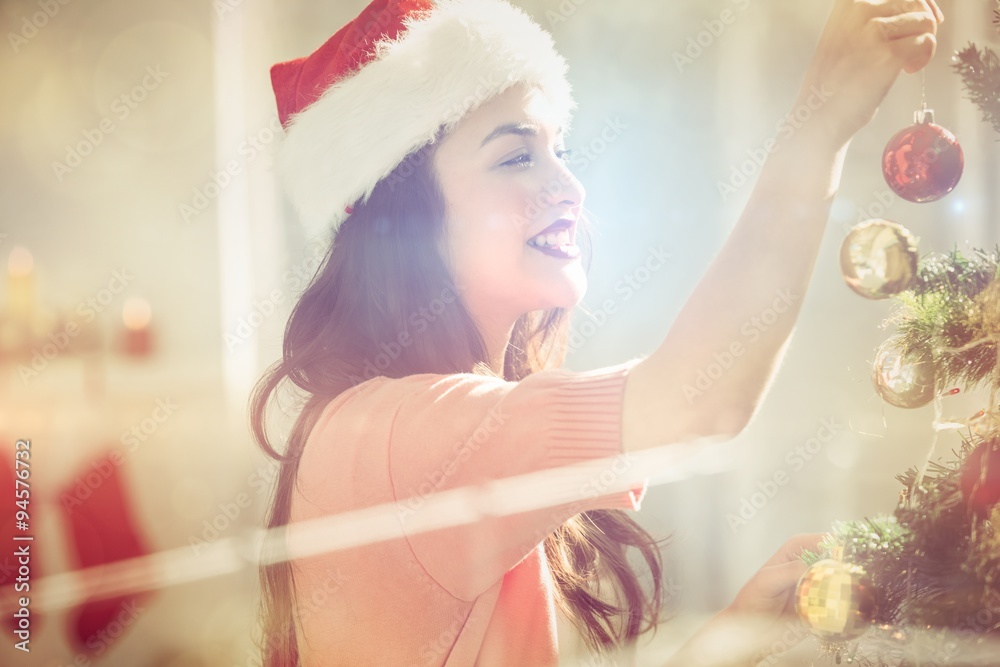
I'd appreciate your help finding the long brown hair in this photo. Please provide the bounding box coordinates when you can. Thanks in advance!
[250,132,667,666]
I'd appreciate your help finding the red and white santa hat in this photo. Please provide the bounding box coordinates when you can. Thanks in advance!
[270,0,576,239]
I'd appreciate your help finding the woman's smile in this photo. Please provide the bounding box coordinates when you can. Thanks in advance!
[526,219,580,259]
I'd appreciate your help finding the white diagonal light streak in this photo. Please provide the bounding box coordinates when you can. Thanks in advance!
[14,438,738,615]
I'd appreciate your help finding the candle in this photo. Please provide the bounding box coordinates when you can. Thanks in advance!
[7,247,35,324]
[121,297,153,357]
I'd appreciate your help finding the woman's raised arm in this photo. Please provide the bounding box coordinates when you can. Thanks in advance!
[622,0,943,452]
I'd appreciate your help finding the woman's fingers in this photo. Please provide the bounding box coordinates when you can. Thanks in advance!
[873,11,938,41]
[761,532,828,568]
[859,0,940,21]
[925,0,945,24]
[889,32,938,73]
[747,560,811,603]
[793,0,944,146]
[866,3,940,75]
[729,534,827,615]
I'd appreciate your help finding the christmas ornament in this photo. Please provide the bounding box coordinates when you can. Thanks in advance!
[969,278,1000,336]
[960,438,1000,517]
[882,108,964,203]
[872,335,936,409]
[839,220,919,299]
[796,555,877,642]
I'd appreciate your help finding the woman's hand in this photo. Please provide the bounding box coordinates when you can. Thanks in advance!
[723,532,825,633]
[666,533,827,667]
[795,0,944,150]
[624,2,942,454]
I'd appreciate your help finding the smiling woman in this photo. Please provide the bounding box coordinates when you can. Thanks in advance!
[251,0,945,665]
[432,83,589,372]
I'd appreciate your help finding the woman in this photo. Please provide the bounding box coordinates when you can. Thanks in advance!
[251,0,944,665]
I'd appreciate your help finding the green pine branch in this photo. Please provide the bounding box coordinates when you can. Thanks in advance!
[801,434,1000,635]
[953,43,1000,137]
[889,247,1000,393]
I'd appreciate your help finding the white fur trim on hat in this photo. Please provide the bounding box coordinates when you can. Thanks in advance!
[275,0,576,240]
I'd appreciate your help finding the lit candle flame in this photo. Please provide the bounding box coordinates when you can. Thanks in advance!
[8,247,33,278]
[122,298,151,330]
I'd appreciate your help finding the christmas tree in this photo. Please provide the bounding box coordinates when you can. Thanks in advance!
[790,9,1000,667]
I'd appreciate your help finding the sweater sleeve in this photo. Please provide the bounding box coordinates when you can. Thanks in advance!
[387,358,649,602]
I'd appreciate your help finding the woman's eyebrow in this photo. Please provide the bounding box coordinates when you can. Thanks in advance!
[480,122,562,149]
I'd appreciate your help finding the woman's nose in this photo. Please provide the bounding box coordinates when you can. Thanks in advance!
[537,155,586,211]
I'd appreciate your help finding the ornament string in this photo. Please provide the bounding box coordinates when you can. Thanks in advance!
[910,387,945,507]
[939,335,1000,436]
[921,70,927,117]
[909,335,1000,501]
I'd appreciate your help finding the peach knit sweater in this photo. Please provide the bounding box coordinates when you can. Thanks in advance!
[289,359,649,666]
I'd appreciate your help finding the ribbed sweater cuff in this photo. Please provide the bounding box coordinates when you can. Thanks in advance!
[541,359,647,511]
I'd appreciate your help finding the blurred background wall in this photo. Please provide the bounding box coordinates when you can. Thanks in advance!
[0,0,996,664]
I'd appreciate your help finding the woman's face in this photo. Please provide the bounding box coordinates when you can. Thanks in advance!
[432,84,587,332]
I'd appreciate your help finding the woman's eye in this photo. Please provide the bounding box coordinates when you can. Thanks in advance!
[503,149,575,169]
[504,153,534,168]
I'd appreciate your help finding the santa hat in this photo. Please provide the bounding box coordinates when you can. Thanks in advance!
[270,0,577,240]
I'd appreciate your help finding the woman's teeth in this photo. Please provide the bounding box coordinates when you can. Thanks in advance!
[528,230,572,247]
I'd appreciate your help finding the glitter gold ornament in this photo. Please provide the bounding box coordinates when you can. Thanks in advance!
[872,335,936,409]
[795,557,877,642]
[839,220,919,300]
[969,278,1000,336]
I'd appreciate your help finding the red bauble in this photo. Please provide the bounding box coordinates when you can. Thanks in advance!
[882,110,964,203]
[960,439,1000,517]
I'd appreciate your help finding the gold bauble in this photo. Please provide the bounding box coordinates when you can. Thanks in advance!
[969,278,1000,336]
[872,335,936,409]
[839,220,919,300]
[795,558,877,642]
